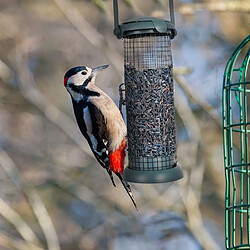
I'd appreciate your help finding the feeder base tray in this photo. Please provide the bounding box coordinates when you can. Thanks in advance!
[123,164,183,183]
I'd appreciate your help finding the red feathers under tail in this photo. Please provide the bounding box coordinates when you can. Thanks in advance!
[109,140,126,175]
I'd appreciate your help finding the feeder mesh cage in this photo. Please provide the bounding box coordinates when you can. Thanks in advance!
[124,34,176,171]
[223,35,250,249]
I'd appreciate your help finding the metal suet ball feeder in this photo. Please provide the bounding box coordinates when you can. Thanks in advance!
[223,35,250,249]
[113,0,183,183]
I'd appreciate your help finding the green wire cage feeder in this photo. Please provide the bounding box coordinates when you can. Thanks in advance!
[113,0,183,183]
[223,35,250,249]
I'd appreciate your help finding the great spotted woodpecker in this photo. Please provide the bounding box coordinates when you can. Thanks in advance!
[64,65,137,209]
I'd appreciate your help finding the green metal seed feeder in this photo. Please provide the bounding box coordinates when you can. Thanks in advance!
[223,35,250,249]
[113,0,183,183]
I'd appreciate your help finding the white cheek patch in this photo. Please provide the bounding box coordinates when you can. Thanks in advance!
[68,70,92,86]
[68,74,83,86]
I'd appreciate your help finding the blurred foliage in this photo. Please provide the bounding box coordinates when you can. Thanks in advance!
[0,0,249,249]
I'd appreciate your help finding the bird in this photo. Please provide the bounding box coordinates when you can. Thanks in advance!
[64,65,137,210]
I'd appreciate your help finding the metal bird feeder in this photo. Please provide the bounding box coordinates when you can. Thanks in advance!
[113,0,183,183]
[223,35,250,249]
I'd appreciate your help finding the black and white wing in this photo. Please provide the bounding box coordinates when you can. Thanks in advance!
[73,101,116,186]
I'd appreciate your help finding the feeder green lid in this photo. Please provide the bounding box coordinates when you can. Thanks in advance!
[113,17,177,39]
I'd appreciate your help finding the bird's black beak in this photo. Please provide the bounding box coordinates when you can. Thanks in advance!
[91,65,109,77]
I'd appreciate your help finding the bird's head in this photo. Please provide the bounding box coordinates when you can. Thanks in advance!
[64,64,109,89]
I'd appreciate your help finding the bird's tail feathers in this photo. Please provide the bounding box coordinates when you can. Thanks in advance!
[107,169,116,187]
[91,151,116,187]
[116,173,138,211]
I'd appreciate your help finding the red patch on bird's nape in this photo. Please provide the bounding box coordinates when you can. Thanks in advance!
[64,77,69,86]
[109,139,127,175]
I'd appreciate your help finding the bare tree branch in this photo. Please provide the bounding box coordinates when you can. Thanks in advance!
[53,0,124,79]
[181,187,221,250]
[0,231,43,250]
[179,1,250,14]
[174,74,222,130]
[11,37,94,159]
[91,0,107,12]
[175,83,219,250]
[54,0,104,47]
[0,199,41,247]
[0,150,60,250]
[123,0,144,15]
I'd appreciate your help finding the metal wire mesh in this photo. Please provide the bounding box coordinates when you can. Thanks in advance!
[124,34,176,171]
[124,34,172,70]
[223,35,250,249]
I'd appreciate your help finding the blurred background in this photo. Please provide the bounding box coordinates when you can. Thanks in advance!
[0,0,249,249]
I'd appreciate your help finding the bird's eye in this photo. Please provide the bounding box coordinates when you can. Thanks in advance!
[81,71,87,75]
